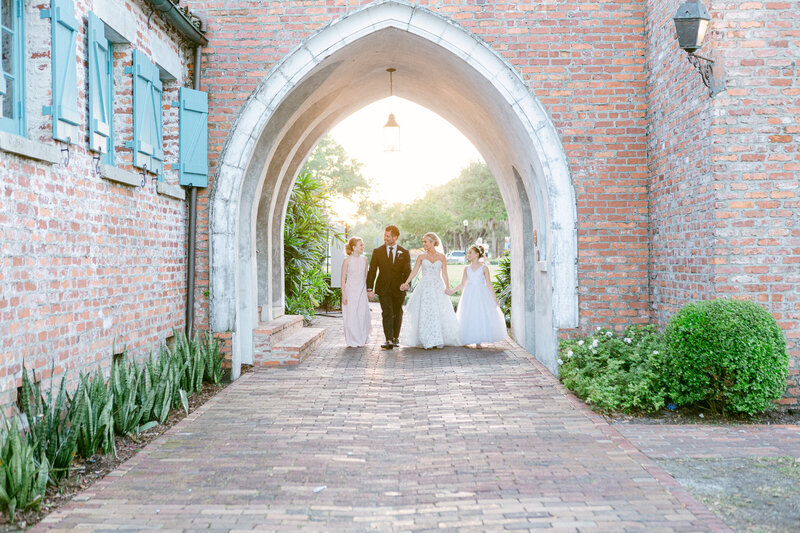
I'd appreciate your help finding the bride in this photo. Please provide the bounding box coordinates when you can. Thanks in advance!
[399,232,461,349]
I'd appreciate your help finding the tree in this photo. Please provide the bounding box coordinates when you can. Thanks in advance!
[302,136,370,199]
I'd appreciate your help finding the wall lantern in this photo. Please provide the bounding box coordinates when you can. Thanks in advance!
[673,0,725,97]
[383,68,401,152]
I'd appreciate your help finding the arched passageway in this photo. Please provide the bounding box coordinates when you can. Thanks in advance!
[210,0,578,379]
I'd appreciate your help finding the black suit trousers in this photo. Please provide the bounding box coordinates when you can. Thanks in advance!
[378,292,404,342]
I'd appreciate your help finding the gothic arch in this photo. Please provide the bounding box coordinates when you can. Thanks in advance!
[210,0,578,378]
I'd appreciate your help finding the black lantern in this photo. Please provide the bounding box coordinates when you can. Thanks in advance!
[673,0,710,54]
[672,1,724,97]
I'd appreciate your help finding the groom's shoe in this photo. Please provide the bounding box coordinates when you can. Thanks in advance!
[392,338,400,347]
[381,341,394,350]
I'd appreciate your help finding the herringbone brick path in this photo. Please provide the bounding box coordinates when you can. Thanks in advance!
[34,307,730,532]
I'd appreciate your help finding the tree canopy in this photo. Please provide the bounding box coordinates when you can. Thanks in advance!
[302,136,370,199]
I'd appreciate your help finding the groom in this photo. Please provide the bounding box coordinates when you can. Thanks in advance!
[367,224,411,349]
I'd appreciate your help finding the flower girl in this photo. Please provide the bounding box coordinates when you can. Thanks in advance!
[446,245,507,348]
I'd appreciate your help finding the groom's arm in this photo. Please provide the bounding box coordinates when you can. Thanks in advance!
[400,249,411,282]
[366,250,379,291]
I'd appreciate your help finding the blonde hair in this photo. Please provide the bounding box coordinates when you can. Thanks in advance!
[345,237,363,255]
[422,232,439,246]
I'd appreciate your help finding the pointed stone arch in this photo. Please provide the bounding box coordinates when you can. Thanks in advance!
[210,0,578,378]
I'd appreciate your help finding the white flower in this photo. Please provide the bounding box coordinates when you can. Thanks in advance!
[652,350,659,355]
[577,340,584,346]
[591,339,599,348]
[557,358,564,365]
[605,331,613,337]
[624,337,632,344]
[596,326,601,331]
[567,350,574,358]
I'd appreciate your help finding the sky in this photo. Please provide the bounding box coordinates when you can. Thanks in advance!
[328,97,484,217]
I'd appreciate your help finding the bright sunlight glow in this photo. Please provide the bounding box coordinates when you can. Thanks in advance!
[329,98,484,208]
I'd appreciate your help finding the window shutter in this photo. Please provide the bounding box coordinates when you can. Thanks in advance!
[150,77,164,177]
[131,50,163,177]
[0,2,6,97]
[178,87,208,187]
[88,13,113,162]
[42,0,79,143]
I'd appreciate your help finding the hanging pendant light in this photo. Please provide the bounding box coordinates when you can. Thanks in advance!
[383,68,400,152]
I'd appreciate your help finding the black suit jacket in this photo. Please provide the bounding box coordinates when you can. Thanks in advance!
[367,244,412,296]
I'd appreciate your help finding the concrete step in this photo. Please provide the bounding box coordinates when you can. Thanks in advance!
[256,327,326,367]
[252,315,304,361]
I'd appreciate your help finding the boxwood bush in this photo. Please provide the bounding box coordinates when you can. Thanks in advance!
[662,299,788,415]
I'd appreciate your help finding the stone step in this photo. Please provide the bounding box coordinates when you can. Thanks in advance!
[256,327,326,367]
[253,314,303,345]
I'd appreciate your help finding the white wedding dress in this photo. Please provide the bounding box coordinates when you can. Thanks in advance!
[401,259,462,349]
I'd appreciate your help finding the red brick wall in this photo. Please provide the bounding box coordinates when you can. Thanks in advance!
[646,0,799,403]
[645,1,716,324]
[0,0,190,409]
[188,0,652,335]
[710,0,799,403]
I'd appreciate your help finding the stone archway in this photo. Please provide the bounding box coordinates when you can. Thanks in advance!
[210,0,578,379]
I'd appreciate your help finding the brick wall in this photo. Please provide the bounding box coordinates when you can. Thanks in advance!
[2,0,796,408]
[0,0,192,409]
[187,0,652,335]
[646,0,799,403]
[645,1,717,324]
[709,0,799,403]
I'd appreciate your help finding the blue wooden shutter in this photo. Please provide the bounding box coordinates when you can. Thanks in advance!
[42,0,79,143]
[150,75,164,177]
[0,1,6,98]
[88,13,113,163]
[130,50,163,177]
[178,87,208,187]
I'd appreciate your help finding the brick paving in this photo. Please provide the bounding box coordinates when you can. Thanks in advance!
[615,423,800,460]
[34,307,731,532]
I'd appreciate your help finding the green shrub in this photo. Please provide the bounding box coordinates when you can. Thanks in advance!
[663,299,788,415]
[559,325,667,413]
[492,254,511,327]
[283,172,337,320]
[0,420,49,522]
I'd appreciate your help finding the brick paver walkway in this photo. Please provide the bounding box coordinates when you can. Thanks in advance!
[615,423,800,459]
[35,307,731,532]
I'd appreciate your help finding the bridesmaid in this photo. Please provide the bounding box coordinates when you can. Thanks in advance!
[341,237,372,347]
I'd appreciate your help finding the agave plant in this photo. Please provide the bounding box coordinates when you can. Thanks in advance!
[172,331,205,395]
[201,332,225,385]
[144,348,189,424]
[111,357,158,438]
[0,419,49,522]
[72,370,115,458]
[17,363,80,483]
